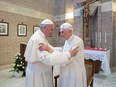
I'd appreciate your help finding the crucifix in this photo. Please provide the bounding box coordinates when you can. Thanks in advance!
[77,0,98,46]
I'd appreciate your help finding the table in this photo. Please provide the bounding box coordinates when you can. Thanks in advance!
[84,48,111,75]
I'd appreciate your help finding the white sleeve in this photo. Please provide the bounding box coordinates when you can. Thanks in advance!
[54,47,62,52]
[37,50,71,66]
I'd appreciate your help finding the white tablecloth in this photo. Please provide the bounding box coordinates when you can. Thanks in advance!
[53,47,111,76]
[84,48,111,75]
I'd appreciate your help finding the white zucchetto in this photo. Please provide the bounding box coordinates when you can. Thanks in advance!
[60,23,73,30]
[41,19,54,24]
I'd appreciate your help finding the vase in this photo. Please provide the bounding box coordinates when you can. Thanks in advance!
[14,71,23,77]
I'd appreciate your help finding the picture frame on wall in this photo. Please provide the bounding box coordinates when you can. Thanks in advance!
[33,26,40,33]
[17,24,27,36]
[0,22,9,36]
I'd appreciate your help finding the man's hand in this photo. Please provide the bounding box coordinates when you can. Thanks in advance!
[39,43,53,53]
[69,47,78,57]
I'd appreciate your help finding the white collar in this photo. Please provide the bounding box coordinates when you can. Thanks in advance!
[36,29,46,39]
[66,34,75,44]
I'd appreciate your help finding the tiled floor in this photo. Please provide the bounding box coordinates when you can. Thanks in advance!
[0,68,116,87]
[93,71,116,87]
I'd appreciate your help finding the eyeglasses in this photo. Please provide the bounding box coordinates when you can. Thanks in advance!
[60,31,64,34]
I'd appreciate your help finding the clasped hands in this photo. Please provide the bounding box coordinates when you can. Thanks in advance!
[39,43,78,57]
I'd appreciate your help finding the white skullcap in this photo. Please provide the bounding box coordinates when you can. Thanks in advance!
[41,19,54,24]
[60,23,73,30]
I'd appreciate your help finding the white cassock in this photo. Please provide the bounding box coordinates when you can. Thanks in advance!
[59,34,87,87]
[24,29,71,87]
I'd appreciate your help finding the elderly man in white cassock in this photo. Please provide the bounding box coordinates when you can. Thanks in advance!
[24,19,78,87]
[59,23,87,87]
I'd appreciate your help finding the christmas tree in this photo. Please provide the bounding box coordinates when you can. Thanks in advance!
[10,52,25,75]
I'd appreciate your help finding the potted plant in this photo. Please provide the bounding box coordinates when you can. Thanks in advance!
[10,52,25,77]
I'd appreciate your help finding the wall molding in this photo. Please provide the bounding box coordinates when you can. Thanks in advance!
[0,1,113,21]
[0,1,54,20]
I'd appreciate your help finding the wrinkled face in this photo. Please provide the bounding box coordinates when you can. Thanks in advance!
[44,24,54,37]
[60,28,72,40]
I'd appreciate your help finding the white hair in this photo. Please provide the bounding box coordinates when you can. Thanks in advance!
[60,23,73,31]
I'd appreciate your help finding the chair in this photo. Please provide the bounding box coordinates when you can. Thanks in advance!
[20,43,27,76]
[85,59,94,87]
[54,59,94,87]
